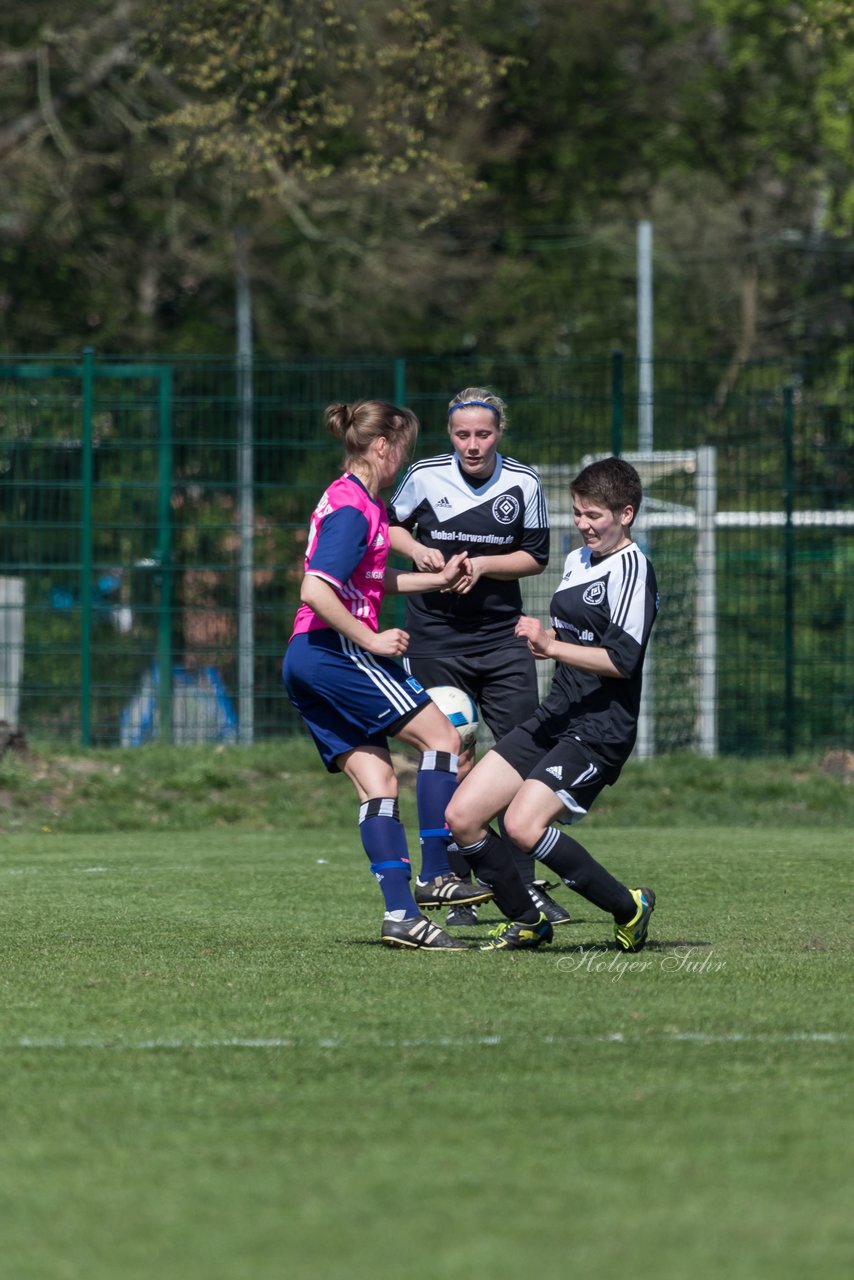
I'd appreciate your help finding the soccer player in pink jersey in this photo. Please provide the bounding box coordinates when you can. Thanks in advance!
[284,400,535,950]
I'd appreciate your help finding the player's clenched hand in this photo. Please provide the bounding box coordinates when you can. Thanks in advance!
[515,614,555,660]
[413,545,446,572]
[437,551,472,591]
[365,628,410,657]
[447,554,484,594]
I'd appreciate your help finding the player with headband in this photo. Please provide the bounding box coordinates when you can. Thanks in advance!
[388,386,572,931]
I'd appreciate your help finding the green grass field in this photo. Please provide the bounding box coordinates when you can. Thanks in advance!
[1,744,852,1278]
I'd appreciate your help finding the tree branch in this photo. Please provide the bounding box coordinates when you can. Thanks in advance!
[0,41,135,161]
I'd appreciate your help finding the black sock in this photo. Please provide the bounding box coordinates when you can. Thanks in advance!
[532,827,635,921]
[446,842,473,882]
[455,831,539,923]
[498,813,535,888]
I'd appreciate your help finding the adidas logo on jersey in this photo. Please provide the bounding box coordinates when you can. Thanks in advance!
[435,496,452,508]
[546,765,563,780]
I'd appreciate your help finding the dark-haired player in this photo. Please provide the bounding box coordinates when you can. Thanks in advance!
[445,456,659,952]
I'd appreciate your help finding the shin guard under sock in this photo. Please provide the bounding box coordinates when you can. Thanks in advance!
[359,798,418,917]
[416,750,458,881]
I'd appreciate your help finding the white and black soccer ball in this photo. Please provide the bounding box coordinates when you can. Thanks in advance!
[426,685,479,750]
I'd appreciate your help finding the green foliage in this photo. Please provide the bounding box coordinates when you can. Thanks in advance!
[0,1,851,359]
[455,0,853,361]
[145,0,506,226]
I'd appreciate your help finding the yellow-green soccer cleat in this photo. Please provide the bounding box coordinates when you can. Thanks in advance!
[614,888,656,953]
[478,912,553,952]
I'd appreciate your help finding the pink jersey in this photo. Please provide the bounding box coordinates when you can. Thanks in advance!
[290,473,389,638]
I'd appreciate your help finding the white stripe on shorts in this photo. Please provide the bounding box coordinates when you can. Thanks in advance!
[570,762,599,788]
[341,637,418,718]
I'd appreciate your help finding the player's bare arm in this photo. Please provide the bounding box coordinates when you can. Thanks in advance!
[514,614,626,678]
[300,573,410,656]
[385,550,472,595]
[448,549,545,594]
[388,525,446,572]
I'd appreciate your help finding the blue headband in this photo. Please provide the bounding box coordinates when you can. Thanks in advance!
[448,400,501,418]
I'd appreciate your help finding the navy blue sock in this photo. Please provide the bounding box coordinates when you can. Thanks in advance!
[416,750,458,881]
[359,798,418,917]
[532,827,635,920]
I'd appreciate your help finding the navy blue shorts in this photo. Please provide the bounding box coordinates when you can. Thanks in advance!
[283,629,430,771]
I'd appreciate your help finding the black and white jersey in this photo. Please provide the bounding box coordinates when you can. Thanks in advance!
[388,452,549,655]
[534,541,659,777]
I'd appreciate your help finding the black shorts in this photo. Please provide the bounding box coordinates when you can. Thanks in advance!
[404,643,539,742]
[491,718,610,823]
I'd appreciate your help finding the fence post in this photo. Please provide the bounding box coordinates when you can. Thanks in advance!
[611,350,623,456]
[236,225,255,745]
[80,347,94,746]
[157,367,173,743]
[394,357,407,407]
[783,386,795,756]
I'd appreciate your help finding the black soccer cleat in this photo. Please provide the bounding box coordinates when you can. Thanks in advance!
[528,884,572,925]
[381,914,468,951]
[414,874,495,912]
[445,902,479,927]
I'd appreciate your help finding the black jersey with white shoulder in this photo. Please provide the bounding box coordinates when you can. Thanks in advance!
[534,541,659,778]
[388,452,549,655]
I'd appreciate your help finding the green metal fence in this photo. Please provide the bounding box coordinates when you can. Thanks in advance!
[1,352,851,756]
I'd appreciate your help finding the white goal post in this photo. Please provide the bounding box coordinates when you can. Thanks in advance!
[0,576,25,727]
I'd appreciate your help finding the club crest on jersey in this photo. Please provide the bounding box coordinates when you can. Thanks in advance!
[582,581,607,606]
[492,494,520,524]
